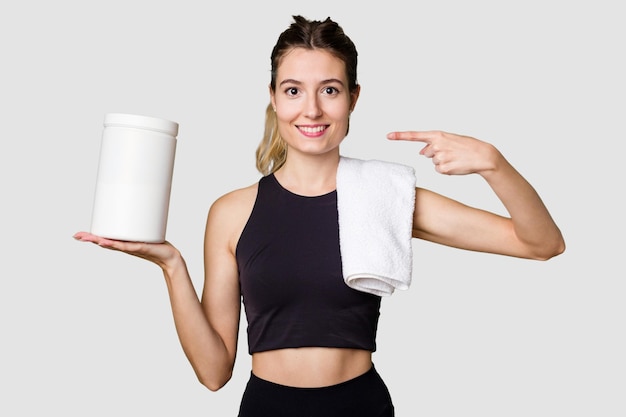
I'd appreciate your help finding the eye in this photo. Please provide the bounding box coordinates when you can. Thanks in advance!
[285,87,299,97]
[322,86,339,95]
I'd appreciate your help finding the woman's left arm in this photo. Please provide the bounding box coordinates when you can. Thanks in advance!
[388,130,565,260]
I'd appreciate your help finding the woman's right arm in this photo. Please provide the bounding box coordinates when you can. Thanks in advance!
[73,187,254,392]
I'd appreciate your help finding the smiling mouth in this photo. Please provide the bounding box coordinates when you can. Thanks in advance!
[297,125,328,135]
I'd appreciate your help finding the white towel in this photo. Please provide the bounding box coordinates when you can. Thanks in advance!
[336,156,416,297]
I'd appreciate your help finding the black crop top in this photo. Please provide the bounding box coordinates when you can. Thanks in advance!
[236,174,381,354]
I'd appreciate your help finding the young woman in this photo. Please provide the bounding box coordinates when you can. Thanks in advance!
[74,15,565,417]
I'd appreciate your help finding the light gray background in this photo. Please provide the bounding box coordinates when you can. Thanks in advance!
[2,0,623,416]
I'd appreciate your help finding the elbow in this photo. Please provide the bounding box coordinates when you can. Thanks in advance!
[202,381,227,393]
[531,236,566,261]
[199,374,231,392]
[197,369,233,392]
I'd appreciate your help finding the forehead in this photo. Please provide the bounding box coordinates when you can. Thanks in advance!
[276,47,347,83]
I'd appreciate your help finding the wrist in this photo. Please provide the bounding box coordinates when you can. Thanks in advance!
[160,249,187,279]
[477,144,506,178]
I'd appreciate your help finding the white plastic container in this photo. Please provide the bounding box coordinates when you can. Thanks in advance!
[90,113,179,243]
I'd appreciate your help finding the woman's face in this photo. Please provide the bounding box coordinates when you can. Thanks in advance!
[270,47,359,159]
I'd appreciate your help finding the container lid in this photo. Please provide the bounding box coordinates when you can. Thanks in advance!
[104,113,179,137]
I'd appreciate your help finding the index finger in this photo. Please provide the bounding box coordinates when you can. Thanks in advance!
[386,131,438,143]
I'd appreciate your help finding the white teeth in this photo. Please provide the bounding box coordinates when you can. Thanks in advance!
[299,126,326,133]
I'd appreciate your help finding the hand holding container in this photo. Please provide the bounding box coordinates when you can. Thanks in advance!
[90,113,179,243]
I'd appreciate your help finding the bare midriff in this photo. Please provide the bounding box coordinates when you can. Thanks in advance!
[251,347,373,388]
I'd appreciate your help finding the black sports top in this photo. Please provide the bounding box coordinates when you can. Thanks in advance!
[236,174,382,354]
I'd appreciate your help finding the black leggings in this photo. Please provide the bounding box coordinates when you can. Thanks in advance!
[237,365,395,417]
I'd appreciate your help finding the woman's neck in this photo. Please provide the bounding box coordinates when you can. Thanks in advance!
[274,152,340,196]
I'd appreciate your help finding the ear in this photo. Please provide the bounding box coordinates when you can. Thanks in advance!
[269,84,277,111]
[349,84,361,112]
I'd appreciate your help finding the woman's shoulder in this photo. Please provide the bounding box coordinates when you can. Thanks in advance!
[204,181,261,253]
[208,181,259,222]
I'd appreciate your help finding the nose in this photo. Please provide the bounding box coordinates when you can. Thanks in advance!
[304,94,322,118]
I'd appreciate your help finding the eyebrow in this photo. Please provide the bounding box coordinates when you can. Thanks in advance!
[278,78,346,87]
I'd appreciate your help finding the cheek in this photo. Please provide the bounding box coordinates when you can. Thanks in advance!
[325,99,351,119]
[275,104,300,122]
[275,111,296,138]
[276,113,295,131]
[328,108,351,124]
